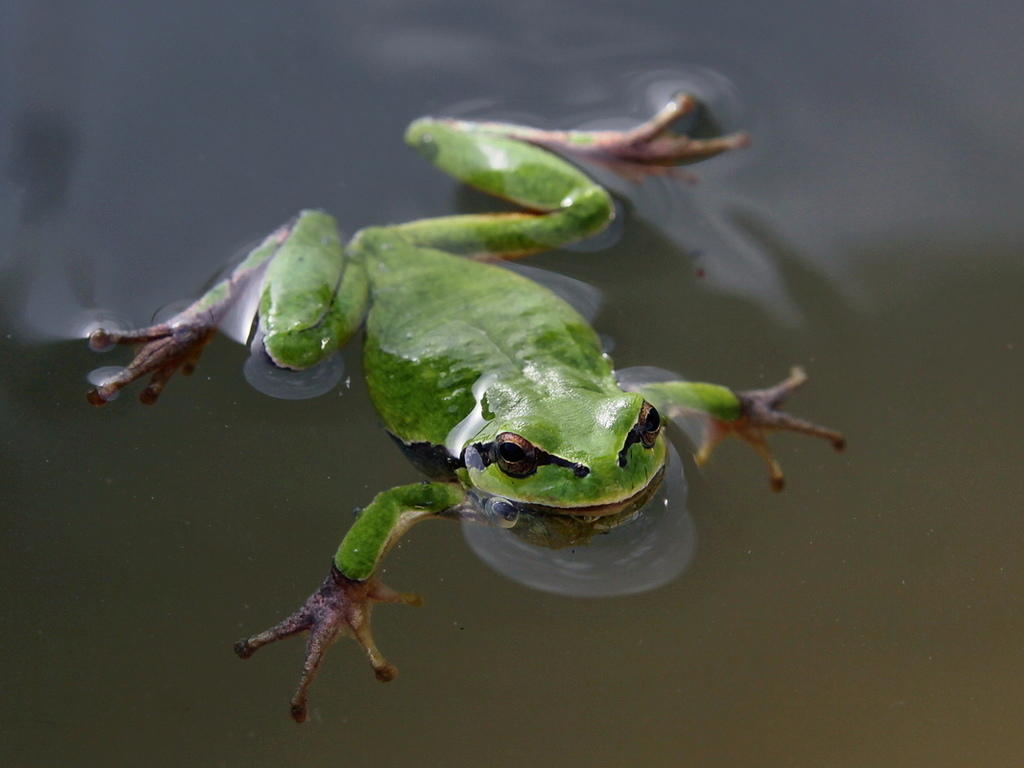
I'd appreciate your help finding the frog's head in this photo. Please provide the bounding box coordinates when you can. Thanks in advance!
[461,381,666,512]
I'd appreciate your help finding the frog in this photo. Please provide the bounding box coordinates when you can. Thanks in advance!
[84,92,844,722]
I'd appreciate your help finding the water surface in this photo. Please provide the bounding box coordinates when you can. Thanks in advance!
[3,1,1023,766]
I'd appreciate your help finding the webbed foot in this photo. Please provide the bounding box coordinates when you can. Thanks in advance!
[86,318,215,405]
[697,367,846,492]
[234,565,422,723]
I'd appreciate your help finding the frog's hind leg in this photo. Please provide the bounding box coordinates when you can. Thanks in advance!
[440,92,750,183]
[234,482,466,722]
[83,216,295,405]
[396,93,747,261]
[398,119,615,260]
[86,210,368,405]
[629,367,845,491]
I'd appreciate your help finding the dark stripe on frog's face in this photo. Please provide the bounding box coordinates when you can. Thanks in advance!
[617,401,663,467]
[387,433,463,480]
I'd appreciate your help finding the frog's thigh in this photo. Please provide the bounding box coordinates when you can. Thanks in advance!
[398,121,613,258]
[260,210,370,369]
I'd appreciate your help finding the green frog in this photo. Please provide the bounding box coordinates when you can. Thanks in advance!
[85,93,844,721]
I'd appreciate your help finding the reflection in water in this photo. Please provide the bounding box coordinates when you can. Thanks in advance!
[462,444,693,597]
[7,108,79,225]
[572,66,802,323]
[17,280,141,346]
[242,332,347,400]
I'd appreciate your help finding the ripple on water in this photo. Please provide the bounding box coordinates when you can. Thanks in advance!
[243,334,347,400]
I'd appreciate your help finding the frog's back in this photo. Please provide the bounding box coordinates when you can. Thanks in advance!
[355,228,616,445]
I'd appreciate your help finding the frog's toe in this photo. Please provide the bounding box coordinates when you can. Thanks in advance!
[85,322,214,405]
[234,604,312,660]
[565,92,750,181]
[288,572,402,722]
[736,367,846,451]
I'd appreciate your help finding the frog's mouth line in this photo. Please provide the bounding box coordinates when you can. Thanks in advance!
[511,465,666,519]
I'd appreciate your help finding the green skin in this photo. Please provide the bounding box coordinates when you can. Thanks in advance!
[85,95,843,721]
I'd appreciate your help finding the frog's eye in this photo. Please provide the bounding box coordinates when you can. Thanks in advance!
[638,401,661,448]
[493,432,539,477]
[471,433,588,478]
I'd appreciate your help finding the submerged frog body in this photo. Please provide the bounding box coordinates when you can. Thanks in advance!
[85,93,843,721]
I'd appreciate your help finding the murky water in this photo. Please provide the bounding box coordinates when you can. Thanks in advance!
[3,1,1023,766]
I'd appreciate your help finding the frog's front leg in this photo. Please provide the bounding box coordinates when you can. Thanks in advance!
[234,482,467,723]
[86,209,368,404]
[629,368,845,491]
